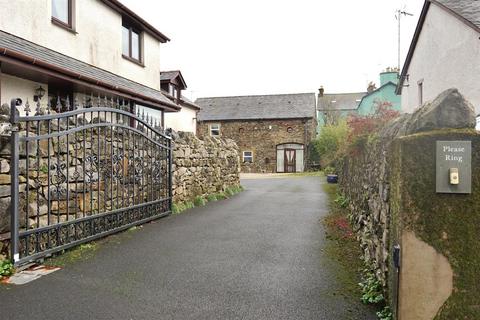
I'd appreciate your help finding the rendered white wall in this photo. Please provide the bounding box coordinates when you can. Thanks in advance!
[164,106,197,133]
[401,4,480,114]
[1,74,49,116]
[0,0,162,90]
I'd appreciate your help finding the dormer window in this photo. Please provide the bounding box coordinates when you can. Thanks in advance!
[169,84,178,99]
[122,20,142,64]
[52,0,74,30]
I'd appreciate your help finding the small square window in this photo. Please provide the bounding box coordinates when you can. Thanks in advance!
[243,151,253,163]
[210,123,220,136]
[52,0,74,30]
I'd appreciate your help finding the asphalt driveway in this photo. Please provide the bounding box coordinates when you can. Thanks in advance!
[0,176,376,320]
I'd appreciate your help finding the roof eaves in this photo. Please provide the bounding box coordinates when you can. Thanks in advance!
[431,0,480,33]
[398,0,480,95]
[358,82,396,106]
[198,116,313,122]
[160,71,188,90]
[99,0,170,43]
[397,0,431,95]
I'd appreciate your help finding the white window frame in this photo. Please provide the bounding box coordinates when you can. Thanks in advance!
[209,123,220,136]
[243,151,253,163]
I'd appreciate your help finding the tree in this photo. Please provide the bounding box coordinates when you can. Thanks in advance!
[320,99,342,126]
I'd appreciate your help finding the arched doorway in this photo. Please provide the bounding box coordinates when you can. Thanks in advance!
[276,143,304,173]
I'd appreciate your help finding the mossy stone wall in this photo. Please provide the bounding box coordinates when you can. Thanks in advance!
[342,128,480,319]
[389,130,480,319]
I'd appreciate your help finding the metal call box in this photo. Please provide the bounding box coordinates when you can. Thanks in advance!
[436,141,471,194]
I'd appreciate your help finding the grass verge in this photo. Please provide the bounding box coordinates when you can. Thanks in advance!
[322,183,391,320]
[173,185,244,215]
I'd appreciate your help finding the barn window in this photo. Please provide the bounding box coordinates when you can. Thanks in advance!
[243,151,253,163]
[287,127,293,133]
[209,123,220,136]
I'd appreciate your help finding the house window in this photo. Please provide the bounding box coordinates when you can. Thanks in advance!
[418,80,424,106]
[52,0,74,29]
[122,22,142,63]
[243,151,253,163]
[169,85,178,99]
[209,123,220,136]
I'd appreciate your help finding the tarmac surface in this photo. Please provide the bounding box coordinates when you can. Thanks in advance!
[0,176,376,319]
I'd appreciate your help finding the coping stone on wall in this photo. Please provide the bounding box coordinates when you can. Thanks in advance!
[381,88,476,140]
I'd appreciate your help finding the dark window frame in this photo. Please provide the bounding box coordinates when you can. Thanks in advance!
[51,0,75,32]
[122,22,144,66]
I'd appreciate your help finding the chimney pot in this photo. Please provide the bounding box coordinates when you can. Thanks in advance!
[319,86,324,97]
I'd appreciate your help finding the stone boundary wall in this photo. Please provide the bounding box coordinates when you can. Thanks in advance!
[0,114,240,259]
[172,131,240,204]
[339,89,479,319]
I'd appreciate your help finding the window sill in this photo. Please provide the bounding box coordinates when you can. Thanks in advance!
[51,18,77,34]
[122,55,145,67]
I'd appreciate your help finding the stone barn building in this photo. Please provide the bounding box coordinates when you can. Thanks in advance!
[195,93,316,173]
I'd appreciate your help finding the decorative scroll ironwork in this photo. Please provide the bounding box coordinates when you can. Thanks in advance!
[85,154,99,183]
[50,162,67,198]
[9,97,172,266]
[112,152,124,181]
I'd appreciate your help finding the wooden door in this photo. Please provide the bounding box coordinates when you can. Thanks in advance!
[284,149,296,173]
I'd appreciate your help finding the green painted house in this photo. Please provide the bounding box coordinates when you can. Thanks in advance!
[356,71,401,116]
[316,70,401,135]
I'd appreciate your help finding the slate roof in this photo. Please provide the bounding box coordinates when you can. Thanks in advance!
[160,70,187,89]
[195,93,316,121]
[0,30,177,110]
[435,0,480,30]
[398,0,480,93]
[317,92,366,111]
[160,71,179,81]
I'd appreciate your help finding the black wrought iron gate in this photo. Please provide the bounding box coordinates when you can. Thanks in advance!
[9,97,172,266]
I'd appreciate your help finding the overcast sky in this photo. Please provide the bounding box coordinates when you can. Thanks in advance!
[120,0,424,100]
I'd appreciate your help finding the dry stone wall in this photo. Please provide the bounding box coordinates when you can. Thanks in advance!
[172,131,240,204]
[0,104,240,258]
[339,88,477,317]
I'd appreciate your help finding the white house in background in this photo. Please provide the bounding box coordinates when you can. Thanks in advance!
[160,71,200,134]
[397,0,480,128]
[0,0,179,118]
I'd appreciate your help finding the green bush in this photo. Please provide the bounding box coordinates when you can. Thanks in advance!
[0,259,14,278]
[334,194,349,208]
[225,187,235,197]
[206,194,217,202]
[194,196,206,207]
[185,201,194,209]
[314,120,350,168]
[359,268,384,305]
[324,166,336,175]
[377,306,393,320]
[172,202,186,214]
[216,192,227,200]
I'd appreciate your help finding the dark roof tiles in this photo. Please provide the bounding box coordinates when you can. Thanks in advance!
[317,92,366,111]
[195,93,316,121]
[0,31,174,108]
[435,0,480,30]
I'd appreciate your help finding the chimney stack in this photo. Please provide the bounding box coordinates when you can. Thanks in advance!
[319,86,324,97]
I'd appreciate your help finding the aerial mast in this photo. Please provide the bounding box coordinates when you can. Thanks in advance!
[396,9,413,71]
